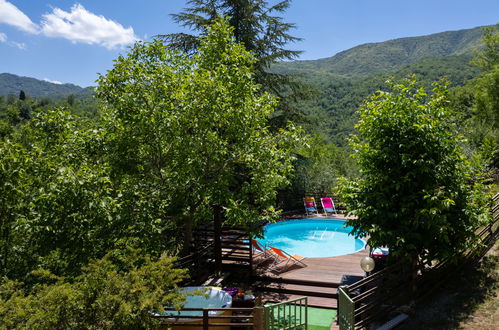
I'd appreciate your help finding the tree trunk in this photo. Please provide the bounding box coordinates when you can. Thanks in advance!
[213,204,222,272]
[182,214,194,256]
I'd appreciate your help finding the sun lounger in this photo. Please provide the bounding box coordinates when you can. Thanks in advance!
[303,197,319,215]
[268,246,306,272]
[320,197,337,215]
[251,240,270,258]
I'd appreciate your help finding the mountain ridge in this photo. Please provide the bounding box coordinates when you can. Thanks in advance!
[0,25,490,101]
[273,25,485,77]
[0,73,93,98]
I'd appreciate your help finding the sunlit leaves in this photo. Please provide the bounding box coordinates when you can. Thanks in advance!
[339,78,490,265]
[96,18,300,243]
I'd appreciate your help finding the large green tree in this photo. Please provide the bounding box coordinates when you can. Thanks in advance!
[0,108,124,278]
[339,79,490,267]
[97,19,300,252]
[159,0,307,127]
[0,19,299,280]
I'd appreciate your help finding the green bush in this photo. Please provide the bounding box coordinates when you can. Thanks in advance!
[0,249,187,329]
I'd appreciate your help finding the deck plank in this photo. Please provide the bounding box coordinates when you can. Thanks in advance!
[255,248,368,284]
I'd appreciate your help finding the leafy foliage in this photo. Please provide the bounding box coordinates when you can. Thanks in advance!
[470,25,499,170]
[0,91,99,139]
[0,249,187,330]
[160,0,308,127]
[97,19,301,251]
[0,108,124,278]
[472,24,499,71]
[291,134,357,194]
[0,19,300,280]
[339,78,491,265]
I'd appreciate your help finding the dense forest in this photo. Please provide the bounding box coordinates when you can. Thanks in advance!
[273,27,485,147]
[0,2,497,325]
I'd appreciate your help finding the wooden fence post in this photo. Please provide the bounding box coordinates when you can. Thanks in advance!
[253,306,265,330]
[203,309,209,330]
[213,204,222,272]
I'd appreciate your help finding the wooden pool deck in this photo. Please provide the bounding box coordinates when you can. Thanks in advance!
[254,249,368,309]
[257,249,368,283]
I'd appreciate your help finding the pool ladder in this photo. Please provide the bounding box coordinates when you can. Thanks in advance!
[312,227,328,240]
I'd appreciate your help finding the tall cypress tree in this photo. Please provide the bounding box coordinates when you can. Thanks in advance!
[159,0,308,127]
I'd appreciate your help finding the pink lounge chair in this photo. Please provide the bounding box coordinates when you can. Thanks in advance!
[267,246,306,272]
[303,197,318,215]
[320,197,337,215]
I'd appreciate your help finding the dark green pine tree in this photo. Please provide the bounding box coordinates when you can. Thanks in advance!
[19,90,26,101]
[159,0,309,128]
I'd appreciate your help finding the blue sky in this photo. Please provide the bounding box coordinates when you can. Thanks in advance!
[1,0,498,87]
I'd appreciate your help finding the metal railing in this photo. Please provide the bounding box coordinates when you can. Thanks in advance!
[337,193,499,329]
[265,297,308,330]
[338,286,354,330]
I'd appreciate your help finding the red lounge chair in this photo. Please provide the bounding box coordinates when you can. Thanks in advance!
[251,240,270,258]
[268,246,306,272]
[303,197,318,215]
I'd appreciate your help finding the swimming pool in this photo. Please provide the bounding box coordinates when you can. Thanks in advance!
[258,219,365,258]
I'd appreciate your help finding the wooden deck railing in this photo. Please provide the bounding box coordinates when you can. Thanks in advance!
[219,227,252,266]
[180,223,252,281]
[338,192,499,330]
[154,307,264,329]
[154,299,310,330]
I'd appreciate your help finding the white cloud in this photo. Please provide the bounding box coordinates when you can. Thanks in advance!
[11,41,26,50]
[0,32,27,49]
[40,4,138,49]
[43,78,63,85]
[0,0,38,33]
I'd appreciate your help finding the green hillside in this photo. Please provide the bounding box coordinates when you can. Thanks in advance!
[275,26,490,146]
[274,26,484,76]
[299,54,481,146]
[0,73,93,98]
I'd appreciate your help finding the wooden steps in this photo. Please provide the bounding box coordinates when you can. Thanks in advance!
[256,282,338,299]
[258,291,338,309]
[251,250,368,310]
[254,276,340,309]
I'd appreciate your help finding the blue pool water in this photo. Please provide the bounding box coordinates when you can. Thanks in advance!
[258,219,365,258]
